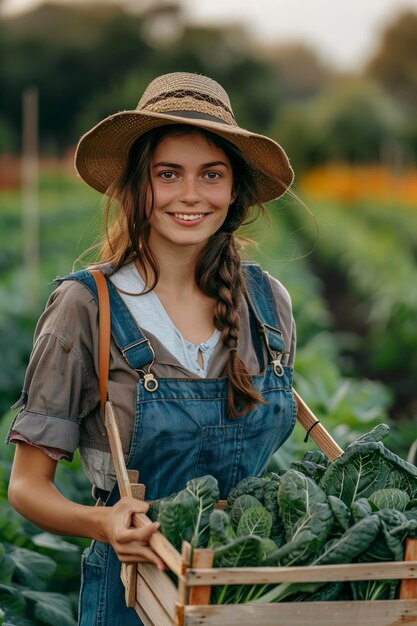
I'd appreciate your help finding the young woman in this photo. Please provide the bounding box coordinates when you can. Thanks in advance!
[7,72,296,624]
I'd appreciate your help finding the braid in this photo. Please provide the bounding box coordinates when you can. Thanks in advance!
[197,232,266,417]
[213,236,240,349]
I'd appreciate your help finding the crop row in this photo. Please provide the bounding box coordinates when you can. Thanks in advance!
[283,195,417,425]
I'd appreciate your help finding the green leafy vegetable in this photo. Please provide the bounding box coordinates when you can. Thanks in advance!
[185,475,219,548]
[262,472,280,482]
[157,475,219,550]
[290,459,327,483]
[208,510,235,548]
[351,498,373,523]
[320,432,417,507]
[154,424,417,607]
[158,492,198,551]
[230,495,263,529]
[227,477,265,508]
[315,514,380,565]
[4,545,56,591]
[255,515,380,604]
[404,509,417,537]
[296,581,344,602]
[260,538,279,560]
[21,591,77,626]
[263,478,286,546]
[213,535,263,568]
[278,470,333,546]
[237,507,272,539]
[351,578,399,601]
[328,495,351,532]
[368,488,410,512]
[263,501,333,566]
[302,450,329,467]
[346,424,390,446]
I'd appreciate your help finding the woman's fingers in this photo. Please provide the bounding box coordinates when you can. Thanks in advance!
[117,540,166,568]
[106,496,149,531]
[115,523,166,569]
[115,496,150,518]
[104,497,165,568]
[117,520,159,542]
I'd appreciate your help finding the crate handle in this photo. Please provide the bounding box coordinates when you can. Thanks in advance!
[294,390,344,460]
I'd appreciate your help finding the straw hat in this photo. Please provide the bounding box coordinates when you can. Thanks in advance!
[75,72,294,203]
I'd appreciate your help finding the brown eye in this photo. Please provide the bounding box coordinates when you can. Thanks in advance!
[160,171,177,180]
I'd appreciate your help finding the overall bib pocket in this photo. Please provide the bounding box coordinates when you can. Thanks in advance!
[194,424,243,496]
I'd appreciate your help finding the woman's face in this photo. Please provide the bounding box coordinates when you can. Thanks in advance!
[146,131,235,254]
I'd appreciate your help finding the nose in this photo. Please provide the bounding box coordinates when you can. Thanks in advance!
[180,175,200,206]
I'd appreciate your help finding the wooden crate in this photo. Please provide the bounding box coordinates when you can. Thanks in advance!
[104,397,417,626]
[123,537,417,626]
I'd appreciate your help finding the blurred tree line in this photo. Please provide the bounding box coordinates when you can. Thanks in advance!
[1,0,417,171]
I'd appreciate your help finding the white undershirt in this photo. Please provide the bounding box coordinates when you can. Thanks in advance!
[109,263,220,377]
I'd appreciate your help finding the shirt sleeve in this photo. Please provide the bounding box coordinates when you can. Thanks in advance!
[6,281,99,458]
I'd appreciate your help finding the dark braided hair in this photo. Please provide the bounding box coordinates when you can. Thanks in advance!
[100,124,267,416]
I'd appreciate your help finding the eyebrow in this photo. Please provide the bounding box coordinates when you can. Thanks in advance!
[152,160,230,169]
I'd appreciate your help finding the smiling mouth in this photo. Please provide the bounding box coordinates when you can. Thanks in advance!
[170,212,207,221]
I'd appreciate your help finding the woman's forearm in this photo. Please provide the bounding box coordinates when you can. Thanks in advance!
[8,472,108,541]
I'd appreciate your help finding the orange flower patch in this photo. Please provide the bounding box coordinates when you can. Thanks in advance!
[299,165,417,206]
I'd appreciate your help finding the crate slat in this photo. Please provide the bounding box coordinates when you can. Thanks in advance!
[183,599,417,626]
[120,562,136,607]
[134,602,155,626]
[136,565,174,626]
[186,560,417,586]
[137,563,177,620]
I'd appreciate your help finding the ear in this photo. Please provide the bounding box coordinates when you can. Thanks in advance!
[230,190,237,205]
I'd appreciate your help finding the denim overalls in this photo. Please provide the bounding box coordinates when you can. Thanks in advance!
[62,263,296,626]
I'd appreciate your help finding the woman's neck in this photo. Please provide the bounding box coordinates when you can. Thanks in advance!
[136,241,203,297]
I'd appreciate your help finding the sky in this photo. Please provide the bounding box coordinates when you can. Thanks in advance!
[2,0,417,70]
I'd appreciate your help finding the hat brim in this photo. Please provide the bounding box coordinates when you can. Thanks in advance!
[75,110,294,204]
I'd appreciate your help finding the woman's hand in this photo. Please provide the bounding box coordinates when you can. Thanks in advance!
[103,497,165,569]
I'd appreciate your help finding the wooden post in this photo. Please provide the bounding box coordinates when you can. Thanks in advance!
[400,539,417,599]
[188,549,214,605]
[22,86,40,313]
[176,542,191,626]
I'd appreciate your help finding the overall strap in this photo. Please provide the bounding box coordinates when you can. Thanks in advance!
[56,270,155,374]
[242,262,286,375]
[90,271,110,419]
